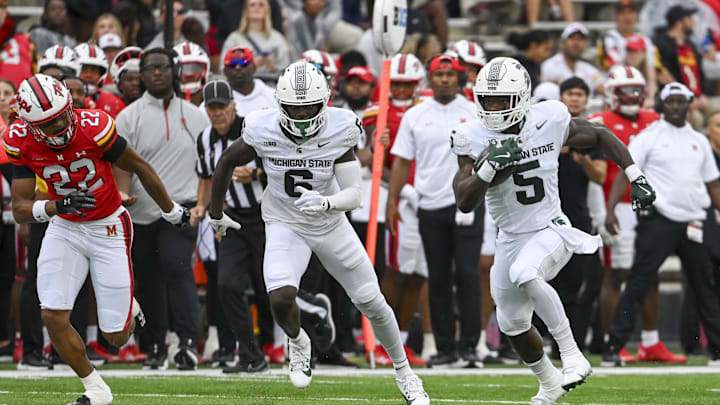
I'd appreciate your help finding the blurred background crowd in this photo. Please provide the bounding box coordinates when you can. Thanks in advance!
[1,0,720,373]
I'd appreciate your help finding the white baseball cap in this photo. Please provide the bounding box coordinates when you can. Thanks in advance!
[660,82,694,101]
[98,33,122,50]
[561,22,589,40]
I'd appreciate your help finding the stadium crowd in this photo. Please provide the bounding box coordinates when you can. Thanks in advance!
[1,0,720,382]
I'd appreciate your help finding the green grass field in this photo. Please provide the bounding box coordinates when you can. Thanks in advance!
[1,358,719,405]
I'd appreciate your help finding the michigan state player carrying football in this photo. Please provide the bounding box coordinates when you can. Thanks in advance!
[208,62,429,405]
[451,57,657,405]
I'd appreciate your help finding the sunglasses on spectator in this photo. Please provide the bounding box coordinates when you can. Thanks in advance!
[174,8,187,15]
[141,63,172,73]
[226,57,252,68]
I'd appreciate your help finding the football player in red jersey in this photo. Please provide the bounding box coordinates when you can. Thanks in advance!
[75,43,125,118]
[363,53,429,366]
[447,40,487,102]
[588,65,686,365]
[4,74,189,405]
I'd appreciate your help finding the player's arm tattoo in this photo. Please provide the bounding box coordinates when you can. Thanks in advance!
[453,155,489,213]
[113,145,174,213]
[10,177,58,223]
[209,138,257,219]
[566,118,634,170]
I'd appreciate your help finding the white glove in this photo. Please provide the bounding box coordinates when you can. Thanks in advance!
[598,224,617,246]
[2,210,15,225]
[209,212,242,236]
[294,186,330,213]
[455,209,475,226]
[399,184,419,211]
[161,201,189,226]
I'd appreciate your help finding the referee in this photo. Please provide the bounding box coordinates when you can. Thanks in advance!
[195,80,268,373]
[387,55,483,368]
[603,83,720,366]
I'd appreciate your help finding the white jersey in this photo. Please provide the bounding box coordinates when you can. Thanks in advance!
[451,100,571,234]
[242,107,362,233]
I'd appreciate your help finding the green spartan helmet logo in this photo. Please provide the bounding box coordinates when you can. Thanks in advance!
[294,121,312,136]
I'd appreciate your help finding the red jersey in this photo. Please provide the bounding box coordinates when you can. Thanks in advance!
[0,33,34,89]
[93,90,126,118]
[3,109,123,221]
[362,101,421,184]
[586,109,659,203]
[677,44,702,96]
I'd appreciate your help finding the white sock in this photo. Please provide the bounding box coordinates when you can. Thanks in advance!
[394,358,413,379]
[42,327,49,348]
[274,322,285,348]
[399,331,409,344]
[15,331,20,340]
[86,326,98,344]
[522,278,581,360]
[289,328,310,346]
[81,369,110,391]
[641,330,659,347]
[526,354,562,389]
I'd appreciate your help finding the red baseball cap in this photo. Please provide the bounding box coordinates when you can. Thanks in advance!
[428,55,466,74]
[626,34,646,51]
[224,47,254,67]
[345,66,374,83]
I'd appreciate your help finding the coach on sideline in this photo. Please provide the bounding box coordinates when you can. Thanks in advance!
[387,54,483,368]
[603,83,720,367]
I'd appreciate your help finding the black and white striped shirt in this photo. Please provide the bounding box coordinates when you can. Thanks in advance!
[196,117,266,212]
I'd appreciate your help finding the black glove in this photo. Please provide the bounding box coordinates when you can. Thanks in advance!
[55,191,96,217]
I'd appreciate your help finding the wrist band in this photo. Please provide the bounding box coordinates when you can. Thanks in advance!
[475,160,496,183]
[624,164,643,183]
[32,200,51,222]
[251,169,258,181]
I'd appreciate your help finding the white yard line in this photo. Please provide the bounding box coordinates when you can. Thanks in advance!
[0,366,718,379]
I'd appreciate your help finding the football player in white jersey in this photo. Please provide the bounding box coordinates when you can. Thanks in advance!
[451,57,657,405]
[207,62,429,405]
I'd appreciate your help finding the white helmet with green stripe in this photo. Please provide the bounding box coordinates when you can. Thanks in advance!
[276,61,330,139]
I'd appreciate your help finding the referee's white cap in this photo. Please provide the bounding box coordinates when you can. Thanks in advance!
[660,82,694,101]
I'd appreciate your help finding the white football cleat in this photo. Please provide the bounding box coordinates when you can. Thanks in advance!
[531,384,566,405]
[561,353,592,391]
[396,374,430,405]
[288,336,312,389]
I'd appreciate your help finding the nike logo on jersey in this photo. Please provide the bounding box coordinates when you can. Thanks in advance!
[536,120,548,130]
[318,141,330,148]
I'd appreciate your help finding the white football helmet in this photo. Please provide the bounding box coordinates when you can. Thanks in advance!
[390,53,424,82]
[448,40,486,69]
[301,49,338,87]
[276,62,330,139]
[38,45,80,77]
[173,42,210,94]
[110,46,143,85]
[16,74,76,148]
[604,65,646,116]
[74,43,109,73]
[474,57,531,132]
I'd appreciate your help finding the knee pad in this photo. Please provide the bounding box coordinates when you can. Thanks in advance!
[496,305,532,337]
[354,292,393,322]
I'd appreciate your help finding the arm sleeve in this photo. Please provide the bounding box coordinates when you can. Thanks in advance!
[101,135,127,162]
[327,159,362,211]
[342,116,363,149]
[390,112,415,160]
[12,164,35,179]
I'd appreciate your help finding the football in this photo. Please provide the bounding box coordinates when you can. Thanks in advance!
[475,146,515,186]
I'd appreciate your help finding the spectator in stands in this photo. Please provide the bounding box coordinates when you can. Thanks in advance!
[195,80,269,373]
[410,0,449,46]
[98,33,124,76]
[145,0,187,50]
[114,0,156,48]
[603,82,720,367]
[181,17,206,47]
[388,55,483,368]
[282,0,363,55]
[508,30,554,90]
[115,47,209,370]
[541,23,605,95]
[216,47,276,115]
[526,0,574,27]
[0,78,15,360]
[285,0,330,60]
[221,0,291,81]
[28,0,75,57]
[560,76,590,118]
[64,0,112,42]
[653,5,709,118]
[415,34,443,66]
[90,13,125,47]
[551,77,606,356]
[624,35,657,106]
[0,1,35,89]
